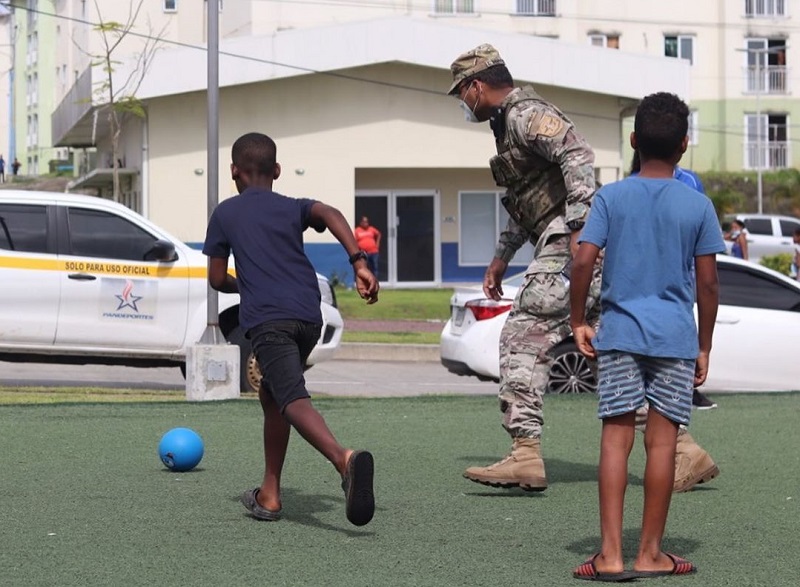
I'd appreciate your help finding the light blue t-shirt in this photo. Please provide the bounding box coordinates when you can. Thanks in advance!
[579,176,726,359]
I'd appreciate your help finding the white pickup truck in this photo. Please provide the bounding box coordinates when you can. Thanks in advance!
[0,191,344,392]
[722,213,800,263]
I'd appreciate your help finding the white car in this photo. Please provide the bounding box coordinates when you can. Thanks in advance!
[0,191,343,393]
[721,213,800,263]
[441,255,800,393]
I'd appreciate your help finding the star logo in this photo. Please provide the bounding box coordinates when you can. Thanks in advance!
[115,280,143,312]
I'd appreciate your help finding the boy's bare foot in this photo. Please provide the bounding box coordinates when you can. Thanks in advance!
[633,552,696,576]
[256,488,281,513]
[241,488,281,521]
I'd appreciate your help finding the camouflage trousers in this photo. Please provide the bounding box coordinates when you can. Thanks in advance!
[499,264,602,439]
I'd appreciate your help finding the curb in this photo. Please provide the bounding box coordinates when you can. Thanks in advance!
[334,342,440,363]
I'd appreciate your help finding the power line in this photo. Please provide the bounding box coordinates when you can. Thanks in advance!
[11,4,800,146]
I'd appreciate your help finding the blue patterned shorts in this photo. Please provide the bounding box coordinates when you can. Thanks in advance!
[596,351,695,426]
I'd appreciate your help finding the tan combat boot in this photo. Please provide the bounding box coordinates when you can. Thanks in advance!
[463,437,548,491]
[673,432,720,493]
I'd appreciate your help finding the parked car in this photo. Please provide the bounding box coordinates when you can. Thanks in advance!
[721,213,800,263]
[0,191,343,393]
[440,255,800,392]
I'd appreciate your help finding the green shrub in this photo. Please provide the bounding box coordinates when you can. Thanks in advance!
[760,253,794,276]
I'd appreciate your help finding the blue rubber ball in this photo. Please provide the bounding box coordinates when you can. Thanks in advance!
[158,427,204,472]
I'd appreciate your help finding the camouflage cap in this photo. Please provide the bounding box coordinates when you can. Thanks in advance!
[447,44,506,95]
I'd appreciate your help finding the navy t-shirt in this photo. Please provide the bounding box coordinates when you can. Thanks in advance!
[202,187,322,332]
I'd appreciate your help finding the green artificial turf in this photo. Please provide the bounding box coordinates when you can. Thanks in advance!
[1,393,798,586]
[335,288,453,321]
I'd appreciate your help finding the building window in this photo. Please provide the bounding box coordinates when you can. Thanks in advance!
[743,38,787,94]
[745,0,786,18]
[745,113,788,169]
[588,34,619,49]
[664,35,693,64]
[688,110,699,145]
[163,0,177,12]
[433,0,475,14]
[515,0,556,16]
[459,192,535,265]
[516,0,556,16]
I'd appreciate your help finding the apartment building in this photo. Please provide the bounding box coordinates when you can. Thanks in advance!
[12,2,692,283]
[206,0,794,174]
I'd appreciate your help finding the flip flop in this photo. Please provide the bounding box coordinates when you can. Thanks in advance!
[341,450,375,527]
[240,488,281,521]
[573,553,639,582]
[633,553,697,577]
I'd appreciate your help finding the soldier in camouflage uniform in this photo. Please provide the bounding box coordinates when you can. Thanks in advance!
[447,44,719,493]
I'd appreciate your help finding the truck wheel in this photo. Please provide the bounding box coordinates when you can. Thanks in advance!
[227,326,261,394]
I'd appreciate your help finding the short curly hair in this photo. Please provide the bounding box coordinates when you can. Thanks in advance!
[461,64,514,91]
[634,92,689,160]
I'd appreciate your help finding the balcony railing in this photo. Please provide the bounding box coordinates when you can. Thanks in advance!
[744,141,789,169]
[433,0,475,14]
[745,0,786,18]
[743,65,787,94]
[51,67,94,146]
[516,0,556,16]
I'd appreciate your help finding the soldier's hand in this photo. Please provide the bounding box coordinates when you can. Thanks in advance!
[483,257,508,301]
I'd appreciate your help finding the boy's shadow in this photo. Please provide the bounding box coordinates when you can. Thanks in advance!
[230,488,376,537]
[458,456,643,488]
[568,529,701,559]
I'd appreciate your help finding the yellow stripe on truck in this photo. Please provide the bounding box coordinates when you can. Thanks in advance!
[0,256,208,279]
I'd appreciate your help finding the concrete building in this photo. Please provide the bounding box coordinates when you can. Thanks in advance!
[55,17,689,285]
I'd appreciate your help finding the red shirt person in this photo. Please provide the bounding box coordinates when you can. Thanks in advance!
[354,216,381,276]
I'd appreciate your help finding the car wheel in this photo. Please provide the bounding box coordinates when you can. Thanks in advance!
[546,341,597,394]
[227,326,261,394]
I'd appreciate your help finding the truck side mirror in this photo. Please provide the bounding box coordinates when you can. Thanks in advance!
[144,239,178,262]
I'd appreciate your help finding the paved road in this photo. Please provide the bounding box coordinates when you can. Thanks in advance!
[0,359,497,398]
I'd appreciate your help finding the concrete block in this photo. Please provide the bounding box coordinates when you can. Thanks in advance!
[185,343,240,401]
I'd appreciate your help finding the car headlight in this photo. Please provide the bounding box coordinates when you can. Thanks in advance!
[317,276,337,308]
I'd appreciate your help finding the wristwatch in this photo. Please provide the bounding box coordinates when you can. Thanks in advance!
[566,219,585,232]
[348,250,368,265]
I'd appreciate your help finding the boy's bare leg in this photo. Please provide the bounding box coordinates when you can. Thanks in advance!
[633,408,680,572]
[596,412,636,574]
[257,388,291,512]
[283,398,351,476]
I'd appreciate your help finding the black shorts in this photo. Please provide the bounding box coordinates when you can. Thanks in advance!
[246,320,322,412]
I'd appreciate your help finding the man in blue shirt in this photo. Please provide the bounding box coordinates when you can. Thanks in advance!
[570,92,725,579]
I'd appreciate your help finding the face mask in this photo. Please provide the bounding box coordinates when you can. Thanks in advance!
[458,83,481,123]
[459,100,480,123]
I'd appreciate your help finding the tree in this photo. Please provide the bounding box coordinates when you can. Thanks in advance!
[82,0,165,202]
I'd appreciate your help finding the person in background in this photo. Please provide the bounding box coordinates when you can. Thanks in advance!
[11,158,21,176]
[727,218,749,261]
[630,151,720,411]
[354,216,381,277]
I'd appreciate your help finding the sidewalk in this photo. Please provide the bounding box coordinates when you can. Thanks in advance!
[336,319,443,362]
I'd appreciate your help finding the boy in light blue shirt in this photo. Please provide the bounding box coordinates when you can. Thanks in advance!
[569,92,725,581]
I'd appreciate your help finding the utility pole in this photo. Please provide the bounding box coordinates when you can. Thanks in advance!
[186,0,239,401]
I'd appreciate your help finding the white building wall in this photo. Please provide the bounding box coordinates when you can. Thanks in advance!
[144,63,623,243]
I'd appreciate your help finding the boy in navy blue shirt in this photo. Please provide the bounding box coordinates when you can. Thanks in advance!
[570,93,725,580]
[203,132,379,527]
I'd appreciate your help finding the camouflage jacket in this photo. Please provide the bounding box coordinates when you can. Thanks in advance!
[489,86,597,272]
